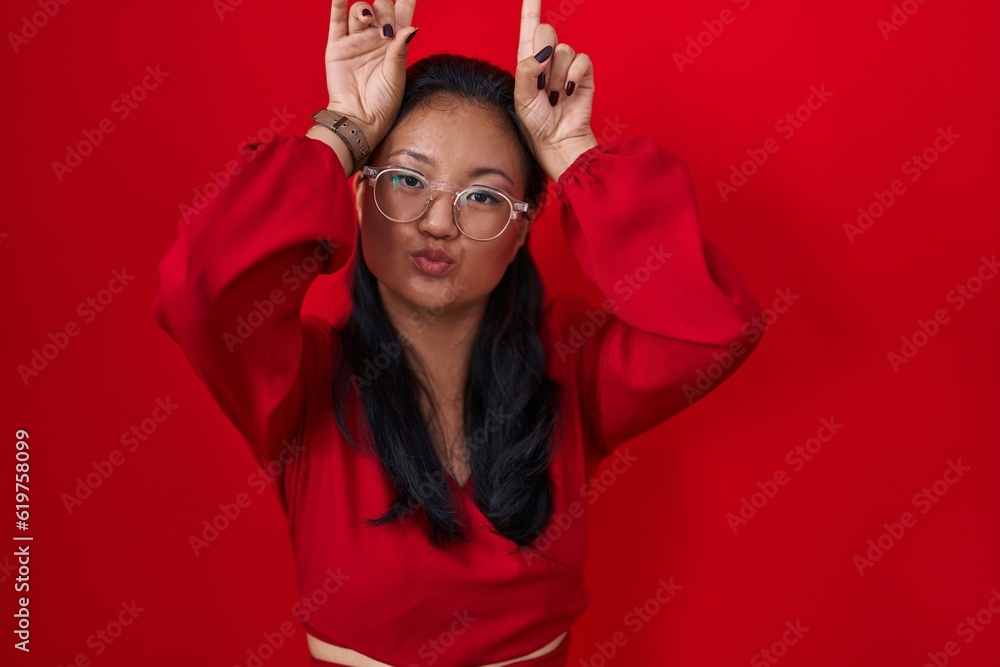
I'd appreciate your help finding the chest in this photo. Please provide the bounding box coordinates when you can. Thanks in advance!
[428,405,471,486]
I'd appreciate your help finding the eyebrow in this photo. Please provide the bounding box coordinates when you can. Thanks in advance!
[384,148,516,189]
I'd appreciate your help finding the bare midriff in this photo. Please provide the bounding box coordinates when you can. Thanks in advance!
[307,630,568,666]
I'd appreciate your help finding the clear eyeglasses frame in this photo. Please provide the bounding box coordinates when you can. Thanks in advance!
[361,164,532,242]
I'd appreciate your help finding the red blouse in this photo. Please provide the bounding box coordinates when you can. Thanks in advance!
[152,131,763,666]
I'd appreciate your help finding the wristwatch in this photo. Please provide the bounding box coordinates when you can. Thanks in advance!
[311,109,371,173]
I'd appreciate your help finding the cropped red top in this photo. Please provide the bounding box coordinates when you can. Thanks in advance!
[152,131,763,666]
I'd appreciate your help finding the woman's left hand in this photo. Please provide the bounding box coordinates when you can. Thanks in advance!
[515,0,599,182]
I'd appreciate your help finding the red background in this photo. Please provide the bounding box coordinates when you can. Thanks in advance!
[3,0,999,665]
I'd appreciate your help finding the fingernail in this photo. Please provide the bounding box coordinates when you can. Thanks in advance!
[549,90,559,106]
[383,24,394,38]
[362,8,372,16]
[565,81,575,96]
[405,27,419,44]
[534,45,553,63]
[537,71,546,90]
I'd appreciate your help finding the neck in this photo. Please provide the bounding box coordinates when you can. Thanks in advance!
[378,282,487,399]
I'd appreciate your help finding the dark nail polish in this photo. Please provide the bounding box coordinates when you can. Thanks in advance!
[549,90,559,106]
[383,24,394,38]
[565,81,575,96]
[405,27,419,44]
[537,71,546,90]
[362,8,372,16]
[534,45,553,63]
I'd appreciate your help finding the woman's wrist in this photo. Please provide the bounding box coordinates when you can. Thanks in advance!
[305,123,356,178]
[536,134,600,182]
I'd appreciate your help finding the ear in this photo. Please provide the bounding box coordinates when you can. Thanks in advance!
[351,170,366,226]
[511,213,531,259]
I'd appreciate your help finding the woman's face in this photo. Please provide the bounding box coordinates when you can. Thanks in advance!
[352,98,530,325]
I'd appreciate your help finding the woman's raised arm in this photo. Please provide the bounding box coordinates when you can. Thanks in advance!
[152,0,421,467]
[550,136,765,460]
[152,136,358,468]
[514,1,764,459]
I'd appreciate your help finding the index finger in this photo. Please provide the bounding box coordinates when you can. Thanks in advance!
[394,0,417,28]
[518,0,541,61]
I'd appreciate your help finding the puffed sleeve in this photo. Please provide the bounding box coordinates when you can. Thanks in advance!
[548,135,765,460]
[152,134,357,468]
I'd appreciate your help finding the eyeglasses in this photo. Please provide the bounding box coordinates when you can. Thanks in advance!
[362,165,531,242]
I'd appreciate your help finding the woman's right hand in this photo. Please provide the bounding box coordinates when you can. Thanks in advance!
[323,0,419,150]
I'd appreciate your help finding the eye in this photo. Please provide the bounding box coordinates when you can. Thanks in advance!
[464,189,503,205]
[389,173,424,189]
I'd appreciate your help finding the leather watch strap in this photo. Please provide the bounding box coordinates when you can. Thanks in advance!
[311,109,372,173]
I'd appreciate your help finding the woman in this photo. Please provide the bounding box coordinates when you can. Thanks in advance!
[152,0,764,665]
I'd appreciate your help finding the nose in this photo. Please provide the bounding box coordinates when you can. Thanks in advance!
[416,192,460,239]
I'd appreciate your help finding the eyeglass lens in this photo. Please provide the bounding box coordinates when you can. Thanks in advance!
[374,170,512,240]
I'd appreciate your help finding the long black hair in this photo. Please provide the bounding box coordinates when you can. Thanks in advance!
[331,53,563,550]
